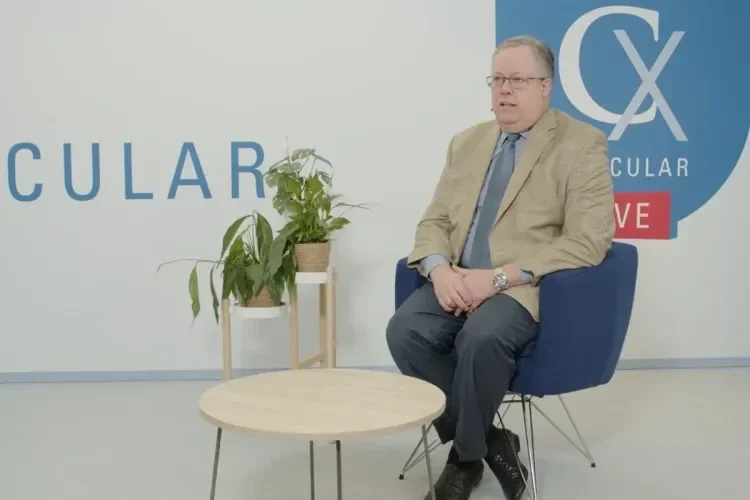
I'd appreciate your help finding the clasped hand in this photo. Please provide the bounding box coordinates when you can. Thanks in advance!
[430,264,500,315]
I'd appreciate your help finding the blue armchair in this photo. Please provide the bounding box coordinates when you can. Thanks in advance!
[395,242,639,499]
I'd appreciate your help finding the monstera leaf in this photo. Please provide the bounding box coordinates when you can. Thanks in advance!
[263,146,369,244]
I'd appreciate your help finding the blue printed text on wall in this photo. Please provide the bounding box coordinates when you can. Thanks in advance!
[6,141,266,201]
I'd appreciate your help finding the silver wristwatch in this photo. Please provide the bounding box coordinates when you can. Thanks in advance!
[492,268,510,292]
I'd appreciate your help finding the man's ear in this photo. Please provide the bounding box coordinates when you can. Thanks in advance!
[541,78,553,97]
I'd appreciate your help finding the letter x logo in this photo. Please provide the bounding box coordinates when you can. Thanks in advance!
[559,6,687,142]
[612,30,686,141]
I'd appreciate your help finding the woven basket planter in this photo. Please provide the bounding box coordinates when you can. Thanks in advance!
[244,285,280,308]
[294,241,331,272]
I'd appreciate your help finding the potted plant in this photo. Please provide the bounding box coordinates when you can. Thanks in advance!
[264,147,366,272]
[157,211,296,322]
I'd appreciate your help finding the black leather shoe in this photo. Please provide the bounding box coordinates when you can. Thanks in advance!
[484,427,528,500]
[423,447,484,500]
[488,426,521,454]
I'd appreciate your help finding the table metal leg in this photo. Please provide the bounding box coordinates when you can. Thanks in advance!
[421,425,437,500]
[209,427,222,500]
[336,440,343,500]
[309,441,315,500]
[308,440,341,499]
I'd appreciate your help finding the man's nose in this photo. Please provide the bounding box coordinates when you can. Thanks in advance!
[498,79,513,93]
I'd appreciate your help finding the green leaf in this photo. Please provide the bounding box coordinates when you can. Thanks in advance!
[266,156,290,170]
[291,148,314,162]
[221,215,252,258]
[274,160,301,173]
[287,201,303,214]
[209,264,219,323]
[312,152,332,167]
[273,189,288,203]
[156,258,222,273]
[318,171,332,186]
[265,275,284,304]
[272,197,285,215]
[282,252,296,286]
[328,217,350,232]
[222,262,237,299]
[278,220,300,241]
[321,195,331,214]
[284,176,302,197]
[264,234,287,278]
[307,176,323,197]
[245,263,264,297]
[333,201,369,210]
[189,264,200,320]
[255,212,274,256]
[227,234,246,261]
[265,171,279,188]
[234,263,249,301]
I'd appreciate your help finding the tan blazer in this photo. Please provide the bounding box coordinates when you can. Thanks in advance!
[408,108,615,322]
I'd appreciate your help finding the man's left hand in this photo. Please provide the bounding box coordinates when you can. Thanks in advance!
[452,264,523,312]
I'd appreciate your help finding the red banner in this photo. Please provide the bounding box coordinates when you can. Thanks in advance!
[614,191,671,239]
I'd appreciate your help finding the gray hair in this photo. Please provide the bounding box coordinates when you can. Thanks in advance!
[493,35,555,79]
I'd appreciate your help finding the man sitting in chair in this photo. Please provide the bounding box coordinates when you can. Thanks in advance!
[386,35,615,500]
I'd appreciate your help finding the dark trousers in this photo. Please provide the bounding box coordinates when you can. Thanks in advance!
[386,282,538,462]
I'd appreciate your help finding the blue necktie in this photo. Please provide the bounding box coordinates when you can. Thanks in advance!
[466,133,520,268]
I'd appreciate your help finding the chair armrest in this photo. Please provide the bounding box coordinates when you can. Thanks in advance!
[513,243,638,396]
[395,258,427,310]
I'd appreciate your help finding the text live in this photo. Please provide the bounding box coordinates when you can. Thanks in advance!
[614,192,671,239]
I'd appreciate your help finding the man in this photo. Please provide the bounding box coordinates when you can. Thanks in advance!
[386,35,615,500]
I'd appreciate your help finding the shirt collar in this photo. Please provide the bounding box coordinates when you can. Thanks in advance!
[493,130,527,157]
[500,130,528,142]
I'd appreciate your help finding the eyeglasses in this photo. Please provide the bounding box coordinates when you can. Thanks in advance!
[486,75,548,90]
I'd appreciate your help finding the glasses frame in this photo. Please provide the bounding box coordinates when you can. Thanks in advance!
[486,75,549,90]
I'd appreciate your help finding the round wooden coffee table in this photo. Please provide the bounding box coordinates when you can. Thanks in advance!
[199,368,446,500]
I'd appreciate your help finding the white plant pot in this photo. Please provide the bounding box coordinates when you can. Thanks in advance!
[296,272,329,284]
[232,302,287,320]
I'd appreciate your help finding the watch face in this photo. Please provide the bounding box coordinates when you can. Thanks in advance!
[493,272,508,290]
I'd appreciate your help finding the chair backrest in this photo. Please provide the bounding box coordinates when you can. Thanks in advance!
[511,242,639,396]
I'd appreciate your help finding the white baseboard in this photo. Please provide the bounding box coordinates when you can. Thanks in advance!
[615,357,750,370]
[1,358,750,383]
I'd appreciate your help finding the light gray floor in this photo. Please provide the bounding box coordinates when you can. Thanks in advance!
[2,368,749,500]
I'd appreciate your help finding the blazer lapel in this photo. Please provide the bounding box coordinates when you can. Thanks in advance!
[494,109,557,225]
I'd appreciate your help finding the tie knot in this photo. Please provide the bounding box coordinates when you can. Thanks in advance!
[505,133,521,145]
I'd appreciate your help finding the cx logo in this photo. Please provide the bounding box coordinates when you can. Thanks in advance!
[559,6,687,142]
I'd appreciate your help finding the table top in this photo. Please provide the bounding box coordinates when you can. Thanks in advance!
[199,368,446,440]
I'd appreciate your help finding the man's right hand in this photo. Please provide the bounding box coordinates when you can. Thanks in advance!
[430,264,473,314]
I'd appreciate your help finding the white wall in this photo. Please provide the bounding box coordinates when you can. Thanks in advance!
[0,0,747,377]
[621,144,750,360]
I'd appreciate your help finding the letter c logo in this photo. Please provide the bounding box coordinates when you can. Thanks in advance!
[559,6,687,141]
